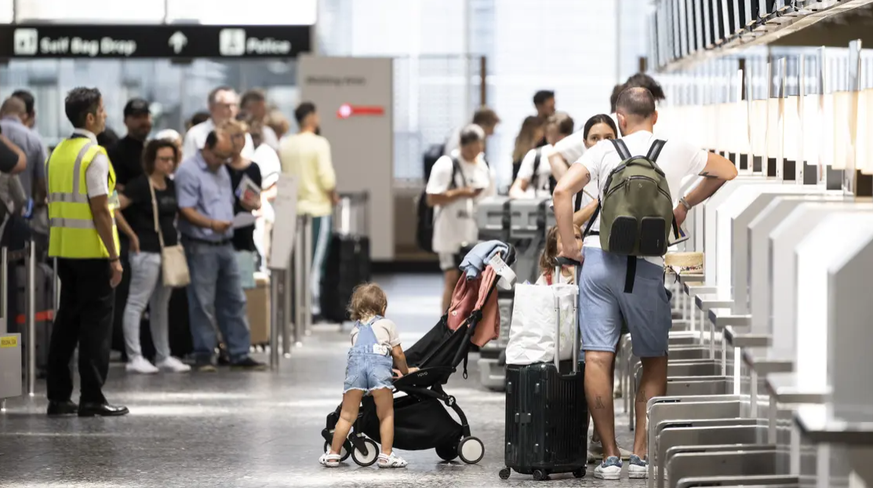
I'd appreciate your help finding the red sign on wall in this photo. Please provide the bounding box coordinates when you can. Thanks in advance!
[337,103,385,119]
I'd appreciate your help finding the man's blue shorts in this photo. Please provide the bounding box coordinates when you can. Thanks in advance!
[578,247,672,358]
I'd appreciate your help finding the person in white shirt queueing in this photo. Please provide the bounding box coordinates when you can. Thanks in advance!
[425,125,495,312]
[553,87,737,481]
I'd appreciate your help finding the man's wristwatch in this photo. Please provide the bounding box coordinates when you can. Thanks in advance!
[679,197,692,211]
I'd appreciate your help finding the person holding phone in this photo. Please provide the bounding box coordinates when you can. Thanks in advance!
[425,124,495,311]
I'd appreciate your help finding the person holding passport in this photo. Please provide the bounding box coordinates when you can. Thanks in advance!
[425,124,495,311]
[174,126,265,372]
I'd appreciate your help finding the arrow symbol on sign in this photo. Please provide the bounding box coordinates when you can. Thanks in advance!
[169,31,188,54]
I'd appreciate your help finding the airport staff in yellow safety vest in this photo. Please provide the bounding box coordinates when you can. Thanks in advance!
[44,87,129,418]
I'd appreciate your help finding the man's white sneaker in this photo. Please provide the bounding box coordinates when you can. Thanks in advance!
[628,454,648,479]
[594,456,622,480]
[126,356,159,374]
[157,357,191,373]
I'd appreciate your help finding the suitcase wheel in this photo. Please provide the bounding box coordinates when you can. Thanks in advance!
[573,468,586,478]
[532,469,549,481]
[457,436,485,465]
[498,467,510,480]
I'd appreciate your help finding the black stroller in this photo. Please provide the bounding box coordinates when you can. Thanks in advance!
[321,245,516,466]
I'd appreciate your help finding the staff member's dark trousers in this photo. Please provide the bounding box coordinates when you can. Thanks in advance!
[46,258,115,405]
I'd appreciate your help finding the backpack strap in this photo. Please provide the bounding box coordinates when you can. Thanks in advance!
[448,157,466,190]
[610,139,632,160]
[624,256,637,293]
[647,139,666,162]
[531,148,542,190]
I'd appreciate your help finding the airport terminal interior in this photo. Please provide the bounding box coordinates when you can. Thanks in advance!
[3,0,873,487]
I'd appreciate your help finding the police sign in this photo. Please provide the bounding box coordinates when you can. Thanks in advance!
[0,25,311,59]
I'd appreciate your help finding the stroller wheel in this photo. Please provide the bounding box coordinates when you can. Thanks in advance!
[323,440,351,462]
[435,442,459,462]
[498,467,511,480]
[458,436,485,464]
[351,438,379,467]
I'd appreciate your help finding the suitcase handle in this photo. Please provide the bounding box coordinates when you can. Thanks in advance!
[553,265,580,374]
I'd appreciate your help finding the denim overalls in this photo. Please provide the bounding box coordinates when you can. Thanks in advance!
[343,316,394,394]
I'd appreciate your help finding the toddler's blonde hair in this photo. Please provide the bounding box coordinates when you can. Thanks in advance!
[348,283,388,321]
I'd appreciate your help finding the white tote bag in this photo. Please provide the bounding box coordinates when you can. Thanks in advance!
[505,273,578,366]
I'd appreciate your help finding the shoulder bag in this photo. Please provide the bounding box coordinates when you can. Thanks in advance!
[149,177,190,288]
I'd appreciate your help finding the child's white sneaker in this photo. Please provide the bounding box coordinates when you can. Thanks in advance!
[377,452,408,468]
[319,450,342,467]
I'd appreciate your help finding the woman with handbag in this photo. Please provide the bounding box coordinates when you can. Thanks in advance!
[117,139,191,374]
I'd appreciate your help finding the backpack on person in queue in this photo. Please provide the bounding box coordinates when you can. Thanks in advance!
[416,157,461,253]
[582,139,677,293]
[529,148,558,195]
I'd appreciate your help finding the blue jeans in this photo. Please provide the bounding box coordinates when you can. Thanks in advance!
[184,240,252,364]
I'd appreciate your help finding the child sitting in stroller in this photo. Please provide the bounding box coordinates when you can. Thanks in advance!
[319,283,418,469]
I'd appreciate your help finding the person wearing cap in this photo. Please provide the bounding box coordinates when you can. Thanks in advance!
[182,86,255,160]
[442,107,501,157]
[106,97,153,362]
[109,98,153,190]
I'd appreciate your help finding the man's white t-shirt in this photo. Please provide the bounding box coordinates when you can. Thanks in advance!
[425,151,495,254]
[516,145,555,198]
[575,130,707,266]
[554,112,672,168]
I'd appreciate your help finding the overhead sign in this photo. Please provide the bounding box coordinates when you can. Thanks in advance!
[0,24,311,59]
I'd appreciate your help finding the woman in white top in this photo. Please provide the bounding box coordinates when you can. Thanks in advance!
[509,113,575,199]
[425,125,495,311]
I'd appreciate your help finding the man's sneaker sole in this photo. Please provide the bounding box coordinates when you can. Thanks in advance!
[594,467,622,480]
[628,466,648,479]
[197,365,218,373]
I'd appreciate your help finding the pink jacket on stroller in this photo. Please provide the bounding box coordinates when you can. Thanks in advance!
[446,267,500,347]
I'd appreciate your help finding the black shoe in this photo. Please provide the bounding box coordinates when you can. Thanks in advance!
[217,352,231,366]
[230,356,267,371]
[78,403,130,417]
[46,400,78,416]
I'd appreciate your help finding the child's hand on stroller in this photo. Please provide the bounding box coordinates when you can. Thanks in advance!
[408,367,419,374]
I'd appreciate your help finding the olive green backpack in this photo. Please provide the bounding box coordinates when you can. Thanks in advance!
[582,139,678,292]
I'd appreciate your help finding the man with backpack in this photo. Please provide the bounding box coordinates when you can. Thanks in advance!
[425,125,495,311]
[552,87,737,480]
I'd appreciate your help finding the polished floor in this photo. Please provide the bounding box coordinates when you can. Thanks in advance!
[0,274,643,487]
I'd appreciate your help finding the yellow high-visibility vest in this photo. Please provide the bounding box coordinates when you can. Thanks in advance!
[46,137,120,259]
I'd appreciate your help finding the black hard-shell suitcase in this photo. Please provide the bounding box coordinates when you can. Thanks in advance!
[500,262,587,481]
[320,234,371,323]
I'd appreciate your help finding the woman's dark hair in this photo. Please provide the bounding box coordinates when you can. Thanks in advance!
[583,114,618,140]
[539,226,561,276]
[65,87,102,129]
[189,111,210,128]
[142,139,180,175]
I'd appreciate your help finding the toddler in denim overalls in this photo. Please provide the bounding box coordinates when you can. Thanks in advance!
[320,283,416,469]
[343,316,395,393]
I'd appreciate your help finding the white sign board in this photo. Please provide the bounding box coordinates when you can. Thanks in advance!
[269,174,298,271]
[298,55,394,260]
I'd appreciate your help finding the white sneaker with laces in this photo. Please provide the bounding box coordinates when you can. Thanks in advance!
[126,356,159,374]
[378,452,408,468]
[157,357,192,373]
